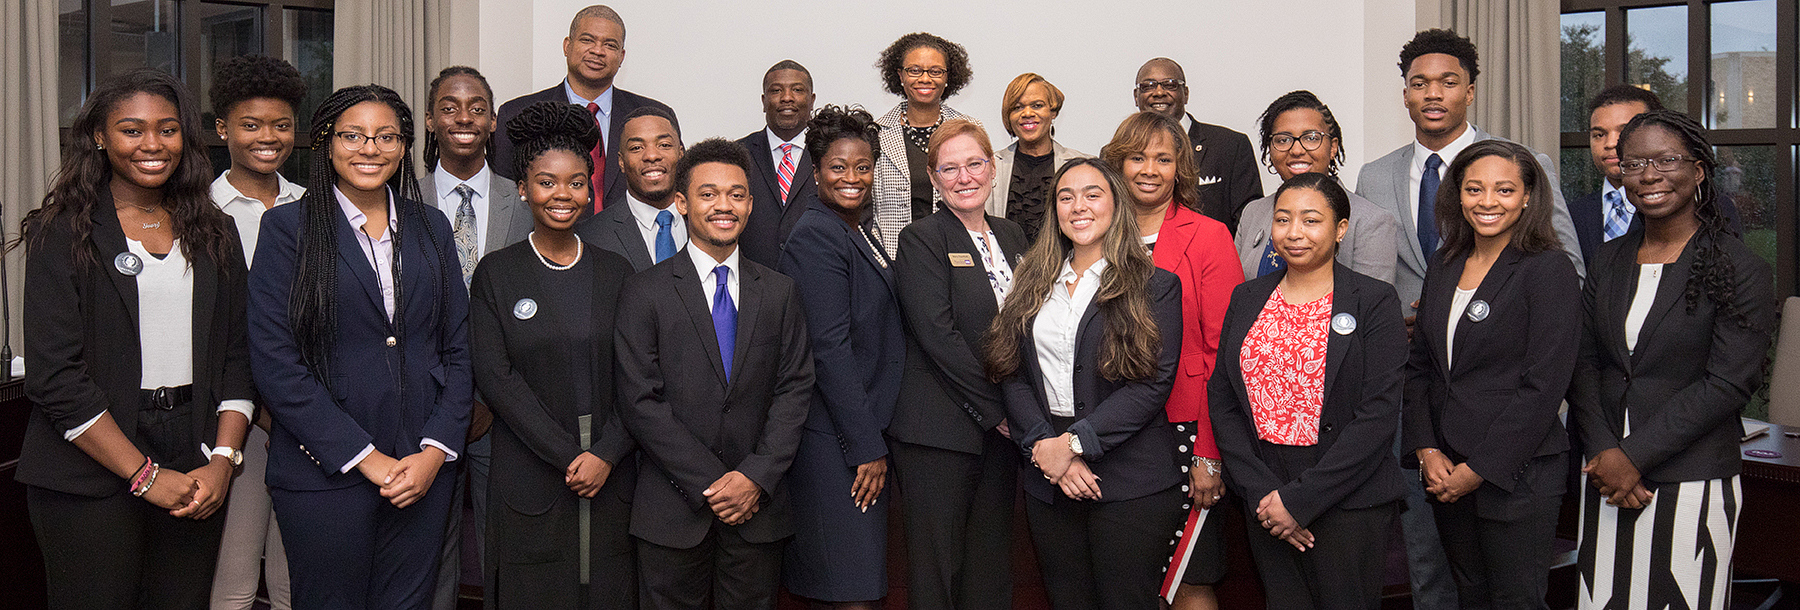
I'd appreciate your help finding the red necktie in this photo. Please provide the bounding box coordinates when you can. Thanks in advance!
[777,143,796,203]
[587,102,607,212]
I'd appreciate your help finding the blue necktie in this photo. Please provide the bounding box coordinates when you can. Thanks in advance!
[1603,190,1631,242]
[654,210,676,263]
[1418,153,1443,264]
[712,265,736,381]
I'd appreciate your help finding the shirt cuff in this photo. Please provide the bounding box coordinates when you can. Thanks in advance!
[63,411,105,442]
[340,443,377,473]
[216,399,254,421]
[421,438,459,462]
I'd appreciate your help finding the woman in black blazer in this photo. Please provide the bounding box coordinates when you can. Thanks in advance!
[1402,140,1580,609]
[1569,110,1775,610]
[984,158,1183,610]
[18,68,253,609]
[890,120,1028,610]
[1209,173,1406,610]
[470,102,637,609]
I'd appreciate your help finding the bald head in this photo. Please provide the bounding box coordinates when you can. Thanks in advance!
[1133,58,1189,120]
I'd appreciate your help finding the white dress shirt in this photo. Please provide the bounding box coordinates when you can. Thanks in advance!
[565,80,616,146]
[211,170,305,267]
[1405,123,1480,229]
[1445,287,1475,369]
[688,244,741,306]
[1034,257,1108,417]
[765,126,806,188]
[432,162,493,259]
[627,191,688,257]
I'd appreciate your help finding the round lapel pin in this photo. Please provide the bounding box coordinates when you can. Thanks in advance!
[1331,312,1357,335]
[513,298,538,320]
[1466,299,1490,322]
[114,252,143,276]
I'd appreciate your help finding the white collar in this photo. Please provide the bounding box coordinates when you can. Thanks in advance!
[1601,177,1626,202]
[1057,256,1109,284]
[765,127,806,152]
[627,191,677,229]
[210,170,304,208]
[433,162,491,202]
[687,243,740,280]
[1412,122,1479,168]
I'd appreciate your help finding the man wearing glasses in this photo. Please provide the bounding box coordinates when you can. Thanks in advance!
[1132,57,1263,232]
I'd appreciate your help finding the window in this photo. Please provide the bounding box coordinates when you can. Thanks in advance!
[58,0,334,178]
[1561,0,1798,297]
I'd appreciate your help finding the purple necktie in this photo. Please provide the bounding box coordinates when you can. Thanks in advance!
[712,265,736,381]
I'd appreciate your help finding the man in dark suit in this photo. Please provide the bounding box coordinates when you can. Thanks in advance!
[615,138,814,610]
[1133,57,1263,231]
[1570,85,1740,261]
[737,60,817,269]
[576,106,685,272]
[493,4,679,214]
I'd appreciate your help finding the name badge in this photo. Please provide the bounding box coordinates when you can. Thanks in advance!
[948,253,975,267]
[114,252,143,276]
[1331,312,1357,335]
[1466,300,1491,323]
[513,298,538,320]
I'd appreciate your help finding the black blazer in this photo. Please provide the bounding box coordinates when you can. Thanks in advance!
[615,248,814,548]
[738,129,816,270]
[493,84,680,213]
[574,200,655,272]
[1403,247,1579,502]
[1570,189,1744,263]
[890,208,1029,454]
[1001,268,1184,504]
[1184,115,1264,231]
[1209,263,1407,527]
[778,204,902,467]
[20,199,253,496]
[1568,229,1774,484]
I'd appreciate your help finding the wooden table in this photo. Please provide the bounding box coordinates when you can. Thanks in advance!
[1737,422,1800,583]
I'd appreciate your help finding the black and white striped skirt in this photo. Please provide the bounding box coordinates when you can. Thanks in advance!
[1576,474,1740,610]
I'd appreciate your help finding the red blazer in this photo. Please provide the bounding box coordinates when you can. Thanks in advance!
[1151,204,1242,459]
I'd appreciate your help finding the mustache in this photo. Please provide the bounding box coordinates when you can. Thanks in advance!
[704,211,741,223]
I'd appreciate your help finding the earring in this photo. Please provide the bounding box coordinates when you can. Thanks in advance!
[95,143,103,150]
[1265,165,1279,175]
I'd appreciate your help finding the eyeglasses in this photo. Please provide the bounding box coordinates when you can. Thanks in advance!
[933,158,990,180]
[902,66,948,78]
[1135,79,1185,94]
[1269,131,1328,152]
[1619,154,1697,175]
[336,131,402,152]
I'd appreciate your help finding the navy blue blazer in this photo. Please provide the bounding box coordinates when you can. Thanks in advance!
[248,195,473,491]
[1002,268,1184,504]
[1209,263,1407,527]
[493,84,679,213]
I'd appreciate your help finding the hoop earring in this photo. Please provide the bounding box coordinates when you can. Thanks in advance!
[1265,164,1279,175]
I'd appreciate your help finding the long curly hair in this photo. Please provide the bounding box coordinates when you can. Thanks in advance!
[1100,112,1200,210]
[1617,109,1749,326]
[875,32,973,100]
[18,68,235,270]
[984,158,1161,384]
[505,101,602,182]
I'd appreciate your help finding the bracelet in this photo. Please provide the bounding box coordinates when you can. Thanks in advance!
[1192,456,1222,477]
[128,456,153,492]
[131,463,160,497]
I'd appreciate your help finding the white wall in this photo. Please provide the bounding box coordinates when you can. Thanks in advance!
[478,0,1423,194]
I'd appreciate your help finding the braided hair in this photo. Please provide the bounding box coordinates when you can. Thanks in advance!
[1617,109,1748,327]
[421,66,497,171]
[1256,90,1346,176]
[290,84,439,383]
[505,101,602,182]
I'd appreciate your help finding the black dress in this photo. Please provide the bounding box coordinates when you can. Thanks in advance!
[470,238,638,610]
[1005,150,1055,244]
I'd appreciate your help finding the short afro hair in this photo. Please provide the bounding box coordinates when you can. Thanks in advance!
[1398,28,1480,83]
[210,55,307,120]
[673,138,753,195]
[1586,84,1664,116]
[876,32,973,100]
[804,105,880,167]
[622,106,681,141]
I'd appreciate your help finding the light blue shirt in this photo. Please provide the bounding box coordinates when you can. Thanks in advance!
[564,80,616,146]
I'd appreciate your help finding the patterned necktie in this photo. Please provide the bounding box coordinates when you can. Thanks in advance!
[712,265,737,382]
[654,210,676,263]
[776,143,796,203]
[1418,153,1443,265]
[452,184,478,286]
[1603,189,1631,241]
[586,102,607,213]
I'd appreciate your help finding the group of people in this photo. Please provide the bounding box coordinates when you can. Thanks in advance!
[16,4,1775,610]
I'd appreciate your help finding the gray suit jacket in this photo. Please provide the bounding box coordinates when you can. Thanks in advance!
[1353,126,1584,314]
[416,171,533,258]
[984,139,1089,217]
[1234,187,1399,287]
[573,200,655,272]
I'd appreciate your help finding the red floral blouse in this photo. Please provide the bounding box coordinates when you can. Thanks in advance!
[1240,287,1331,446]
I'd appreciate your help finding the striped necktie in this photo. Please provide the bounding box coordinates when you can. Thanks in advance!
[1603,190,1631,241]
[776,143,796,203]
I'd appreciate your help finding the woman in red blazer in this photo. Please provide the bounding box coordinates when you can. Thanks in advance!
[1101,111,1243,608]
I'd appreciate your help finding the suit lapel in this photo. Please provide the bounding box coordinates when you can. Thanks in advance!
[333,200,389,317]
[1629,238,1697,368]
[1322,265,1356,398]
[89,198,140,331]
[1603,233,1641,366]
[1450,248,1523,374]
[1424,256,1460,375]
[1389,147,1429,276]
[610,209,654,270]
[787,151,815,207]
[671,255,729,386]
[486,176,526,253]
[729,261,764,387]
[849,218,896,292]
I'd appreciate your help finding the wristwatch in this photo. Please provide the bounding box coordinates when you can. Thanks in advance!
[1066,434,1084,457]
[211,446,244,468]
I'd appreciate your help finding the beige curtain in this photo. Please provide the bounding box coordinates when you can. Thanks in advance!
[1,1,61,363]
[1419,0,1561,169]
[334,0,459,175]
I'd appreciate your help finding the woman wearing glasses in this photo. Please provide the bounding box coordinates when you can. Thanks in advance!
[1235,91,1398,286]
[1570,110,1774,610]
[986,73,1089,244]
[871,32,975,257]
[248,84,471,609]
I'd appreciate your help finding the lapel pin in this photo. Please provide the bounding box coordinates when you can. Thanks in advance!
[114,252,143,276]
[513,298,538,320]
[1331,312,1357,335]
[1252,230,1265,247]
[1466,300,1490,322]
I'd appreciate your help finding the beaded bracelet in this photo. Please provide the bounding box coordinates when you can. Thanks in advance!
[128,456,153,492]
[131,461,160,497]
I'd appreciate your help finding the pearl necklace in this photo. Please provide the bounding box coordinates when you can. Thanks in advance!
[527,232,581,271]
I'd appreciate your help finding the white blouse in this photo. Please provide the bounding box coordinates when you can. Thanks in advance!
[1034,258,1107,418]
[1446,287,1476,369]
[1625,264,1664,354]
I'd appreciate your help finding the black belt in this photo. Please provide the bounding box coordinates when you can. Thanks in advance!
[139,385,193,411]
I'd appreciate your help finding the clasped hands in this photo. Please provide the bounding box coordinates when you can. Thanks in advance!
[356,446,447,508]
[142,458,233,520]
[1033,433,1101,501]
[1415,448,1483,504]
[1583,447,1654,509]
[1256,490,1314,552]
[704,471,763,526]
